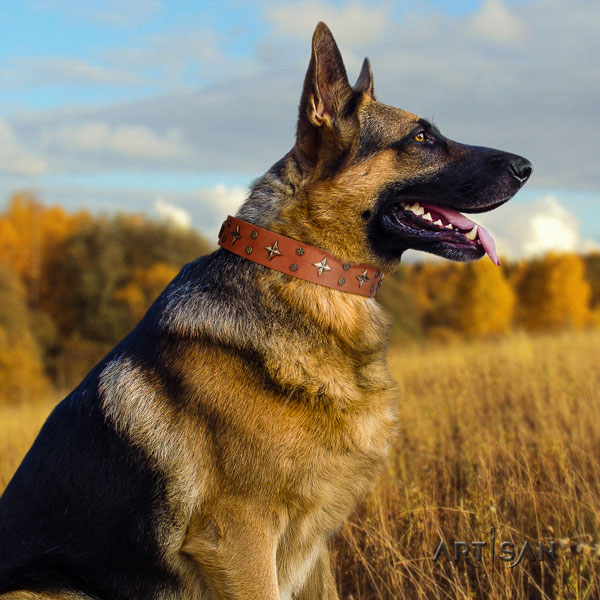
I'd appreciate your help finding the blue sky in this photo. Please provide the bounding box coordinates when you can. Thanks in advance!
[1,0,599,259]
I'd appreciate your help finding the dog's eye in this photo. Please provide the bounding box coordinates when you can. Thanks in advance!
[414,132,425,142]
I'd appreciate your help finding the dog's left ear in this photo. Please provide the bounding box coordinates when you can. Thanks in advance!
[296,22,358,164]
[354,57,375,99]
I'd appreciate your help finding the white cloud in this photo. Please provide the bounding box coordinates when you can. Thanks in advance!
[178,185,248,237]
[205,184,247,215]
[476,196,597,259]
[468,0,527,44]
[1,57,144,90]
[0,118,48,176]
[103,29,229,89]
[40,122,195,161]
[2,0,600,222]
[265,1,392,47]
[522,197,579,256]
[154,198,191,228]
[8,0,594,189]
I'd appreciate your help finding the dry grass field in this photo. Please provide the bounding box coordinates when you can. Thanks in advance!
[333,329,600,599]
[2,330,600,598]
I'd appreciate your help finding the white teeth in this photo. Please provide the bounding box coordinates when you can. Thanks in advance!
[422,212,433,221]
[433,219,443,227]
[404,202,425,216]
[445,223,453,229]
[465,225,478,240]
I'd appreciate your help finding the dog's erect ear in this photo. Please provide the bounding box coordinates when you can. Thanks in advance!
[354,57,375,99]
[296,22,356,163]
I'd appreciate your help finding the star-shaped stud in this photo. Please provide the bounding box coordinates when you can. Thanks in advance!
[356,269,370,288]
[231,225,241,244]
[312,257,332,276]
[265,240,282,259]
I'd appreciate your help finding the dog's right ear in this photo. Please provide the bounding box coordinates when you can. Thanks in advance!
[296,22,356,165]
[354,57,375,99]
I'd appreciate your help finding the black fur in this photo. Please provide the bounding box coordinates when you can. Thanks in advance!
[0,362,178,599]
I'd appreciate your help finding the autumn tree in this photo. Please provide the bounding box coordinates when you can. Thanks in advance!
[376,266,423,341]
[584,253,600,309]
[46,214,212,342]
[114,262,179,324]
[0,266,49,404]
[0,194,214,388]
[0,193,84,302]
[456,260,516,337]
[518,253,591,331]
[405,262,463,339]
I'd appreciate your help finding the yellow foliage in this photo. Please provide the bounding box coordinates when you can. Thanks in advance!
[0,266,50,404]
[518,253,591,331]
[0,193,87,301]
[405,263,463,330]
[456,260,515,337]
[114,262,178,322]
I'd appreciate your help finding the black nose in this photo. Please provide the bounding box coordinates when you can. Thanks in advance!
[508,156,533,184]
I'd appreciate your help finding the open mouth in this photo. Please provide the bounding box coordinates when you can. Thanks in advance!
[384,200,500,265]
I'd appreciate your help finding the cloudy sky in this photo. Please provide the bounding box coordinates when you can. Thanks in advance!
[1,0,599,260]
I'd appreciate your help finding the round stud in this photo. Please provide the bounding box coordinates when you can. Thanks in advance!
[251,231,258,239]
[343,263,351,271]
[221,235,226,243]
[338,278,346,286]
[245,246,253,254]
[296,247,305,256]
[290,263,298,272]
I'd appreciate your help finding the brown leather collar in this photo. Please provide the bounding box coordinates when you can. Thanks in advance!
[218,216,384,298]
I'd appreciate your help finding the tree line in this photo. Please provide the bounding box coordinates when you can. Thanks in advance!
[0,194,597,403]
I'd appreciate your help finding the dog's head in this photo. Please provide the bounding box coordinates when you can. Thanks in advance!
[289,22,532,269]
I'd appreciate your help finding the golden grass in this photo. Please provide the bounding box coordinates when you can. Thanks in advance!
[2,330,600,598]
[333,329,600,599]
[0,398,57,491]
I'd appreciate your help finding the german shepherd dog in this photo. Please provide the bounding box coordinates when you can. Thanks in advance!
[0,23,531,600]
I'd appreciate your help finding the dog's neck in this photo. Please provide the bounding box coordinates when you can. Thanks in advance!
[218,152,391,362]
[218,216,384,298]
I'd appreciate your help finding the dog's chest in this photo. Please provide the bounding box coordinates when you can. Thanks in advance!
[270,397,395,596]
[271,382,396,521]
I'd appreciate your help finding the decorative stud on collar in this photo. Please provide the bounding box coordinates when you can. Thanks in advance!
[218,216,384,298]
[312,258,331,276]
[230,225,241,244]
[264,241,282,260]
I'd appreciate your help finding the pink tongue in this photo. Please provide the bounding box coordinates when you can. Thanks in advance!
[422,204,500,266]
[477,227,499,266]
